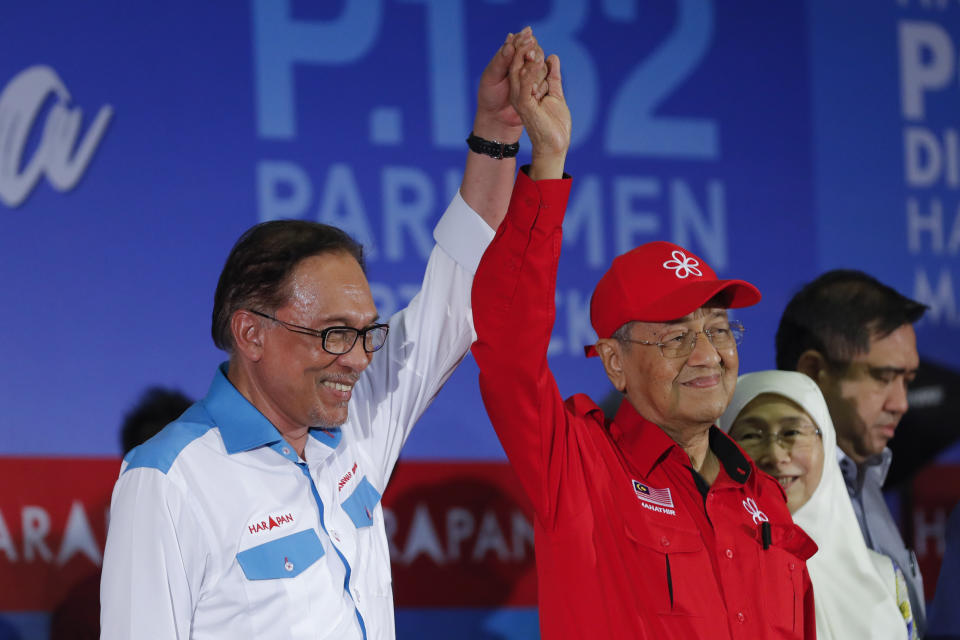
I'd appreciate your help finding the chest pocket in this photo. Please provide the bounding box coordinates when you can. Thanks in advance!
[623,508,713,617]
[761,523,815,637]
[236,529,325,580]
[340,475,381,528]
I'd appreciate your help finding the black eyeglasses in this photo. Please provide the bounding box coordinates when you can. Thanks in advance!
[249,310,389,355]
[620,321,745,359]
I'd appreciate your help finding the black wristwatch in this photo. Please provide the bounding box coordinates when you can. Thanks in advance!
[466,132,519,159]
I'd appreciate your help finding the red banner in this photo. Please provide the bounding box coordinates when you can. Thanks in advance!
[0,457,536,612]
[0,457,118,610]
[911,463,960,600]
[13,457,956,611]
[383,461,537,607]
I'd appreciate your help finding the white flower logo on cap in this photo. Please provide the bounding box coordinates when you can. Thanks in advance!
[662,250,703,279]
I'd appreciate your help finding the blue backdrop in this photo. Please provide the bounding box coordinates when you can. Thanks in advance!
[1,1,958,637]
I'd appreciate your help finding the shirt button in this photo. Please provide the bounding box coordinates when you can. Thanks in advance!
[281,447,291,456]
[660,536,670,547]
[284,560,294,572]
[331,530,341,543]
[725,548,734,559]
[789,562,796,571]
[737,612,745,623]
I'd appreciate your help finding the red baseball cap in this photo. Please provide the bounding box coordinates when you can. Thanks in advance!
[584,241,761,357]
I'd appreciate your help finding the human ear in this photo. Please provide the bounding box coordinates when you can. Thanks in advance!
[796,349,827,384]
[231,310,265,362]
[596,340,626,392]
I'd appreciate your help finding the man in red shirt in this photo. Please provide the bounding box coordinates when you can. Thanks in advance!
[471,44,817,639]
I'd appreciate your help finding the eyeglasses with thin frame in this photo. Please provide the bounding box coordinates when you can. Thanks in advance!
[248,310,389,355]
[731,425,822,455]
[619,321,745,359]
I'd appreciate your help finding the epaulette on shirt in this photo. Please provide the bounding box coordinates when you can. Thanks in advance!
[755,466,791,503]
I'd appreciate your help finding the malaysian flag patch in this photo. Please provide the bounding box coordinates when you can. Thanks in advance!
[633,480,674,509]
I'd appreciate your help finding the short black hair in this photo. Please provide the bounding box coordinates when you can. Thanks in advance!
[211,220,364,351]
[775,269,927,370]
[121,387,193,454]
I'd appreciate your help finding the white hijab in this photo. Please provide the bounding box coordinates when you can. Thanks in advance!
[718,370,907,640]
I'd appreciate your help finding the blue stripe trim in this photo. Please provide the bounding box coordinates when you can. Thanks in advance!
[123,410,211,474]
[298,463,367,640]
[236,529,325,580]
[356,608,368,639]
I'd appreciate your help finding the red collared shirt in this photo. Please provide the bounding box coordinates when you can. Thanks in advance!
[472,170,817,639]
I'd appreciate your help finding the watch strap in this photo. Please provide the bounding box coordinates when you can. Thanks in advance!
[466,132,519,159]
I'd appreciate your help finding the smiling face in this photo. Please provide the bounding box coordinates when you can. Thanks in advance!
[816,323,919,463]
[729,393,825,512]
[248,251,378,431]
[602,307,739,437]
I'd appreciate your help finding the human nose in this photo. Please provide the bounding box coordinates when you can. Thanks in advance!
[885,378,910,416]
[755,434,790,464]
[336,334,372,371]
[685,330,721,366]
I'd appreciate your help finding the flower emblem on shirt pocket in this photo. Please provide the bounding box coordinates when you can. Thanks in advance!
[340,475,381,529]
[236,529,325,580]
[742,497,769,525]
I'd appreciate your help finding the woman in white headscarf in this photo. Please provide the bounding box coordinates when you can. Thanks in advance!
[719,370,915,640]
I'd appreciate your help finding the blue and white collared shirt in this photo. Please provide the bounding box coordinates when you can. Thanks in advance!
[100,192,493,640]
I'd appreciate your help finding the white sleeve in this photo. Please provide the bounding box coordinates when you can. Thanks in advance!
[349,191,495,485]
[100,466,209,639]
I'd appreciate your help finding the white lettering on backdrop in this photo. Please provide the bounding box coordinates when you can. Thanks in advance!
[0,65,113,208]
[250,0,732,357]
[898,17,960,325]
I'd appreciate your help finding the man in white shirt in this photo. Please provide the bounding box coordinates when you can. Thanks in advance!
[100,29,547,640]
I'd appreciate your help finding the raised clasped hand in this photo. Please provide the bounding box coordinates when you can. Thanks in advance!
[474,27,547,143]
[508,35,571,179]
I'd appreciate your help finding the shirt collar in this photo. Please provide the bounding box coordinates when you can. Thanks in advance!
[709,427,752,484]
[309,427,344,449]
[202,363,343,454]
[837,446,892,490]
[610,399,678,477]
[610,398,751,484]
